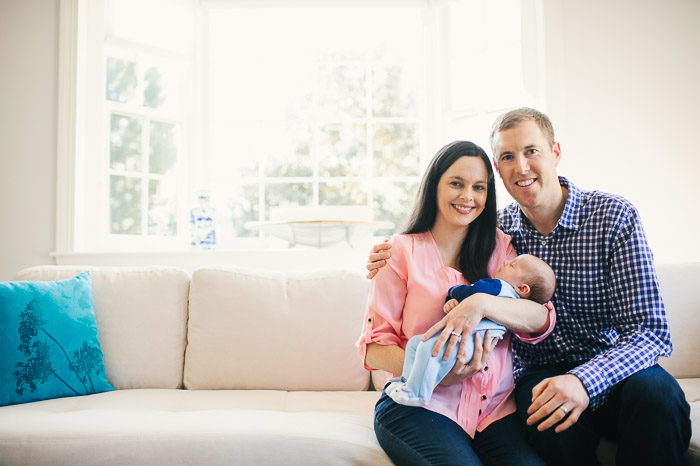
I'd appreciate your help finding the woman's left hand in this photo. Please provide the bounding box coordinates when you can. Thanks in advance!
[439,331,497,386]
[421,294,487,360]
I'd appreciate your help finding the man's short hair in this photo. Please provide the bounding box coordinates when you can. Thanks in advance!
[489,107,556,165]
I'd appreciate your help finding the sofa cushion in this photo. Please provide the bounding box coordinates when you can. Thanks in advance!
[0,389,391,465]
[185,267,370,391]
[656,263,700,379]
[0,272,113,406]
[12,267,190,390]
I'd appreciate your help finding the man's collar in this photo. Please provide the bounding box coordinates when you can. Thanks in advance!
[557,176,581,231]
[502,176,581,234]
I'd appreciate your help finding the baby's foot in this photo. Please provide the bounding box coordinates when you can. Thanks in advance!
[386,385,428,407]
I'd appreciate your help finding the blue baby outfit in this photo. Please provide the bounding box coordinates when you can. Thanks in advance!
[385,279,516,407]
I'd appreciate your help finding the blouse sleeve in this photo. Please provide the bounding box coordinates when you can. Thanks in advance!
[356,236,410,370]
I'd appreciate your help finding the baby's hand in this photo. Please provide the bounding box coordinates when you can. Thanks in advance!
[444,299,459,314]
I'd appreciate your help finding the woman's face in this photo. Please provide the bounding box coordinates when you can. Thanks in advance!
[434,156,489,232]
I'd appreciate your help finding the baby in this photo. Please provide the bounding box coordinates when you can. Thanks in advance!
[385,254,556,407]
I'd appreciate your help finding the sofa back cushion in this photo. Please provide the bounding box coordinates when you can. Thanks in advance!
[184,267,370,391]
[12,266,190,389]
[656,263,700,378]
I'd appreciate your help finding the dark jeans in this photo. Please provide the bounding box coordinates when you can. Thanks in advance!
[374,390,546,465]
[514,363,692,466]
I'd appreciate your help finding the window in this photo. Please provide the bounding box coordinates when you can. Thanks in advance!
[58,0,544,253]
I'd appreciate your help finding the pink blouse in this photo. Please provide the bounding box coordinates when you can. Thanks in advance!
[357,230,555,437]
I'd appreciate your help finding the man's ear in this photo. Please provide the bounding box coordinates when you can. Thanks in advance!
[517,283,531,298]
[552,142,562,166]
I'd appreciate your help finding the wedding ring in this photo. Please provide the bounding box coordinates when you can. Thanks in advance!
[558,405,569,414]
[450,331,460,337]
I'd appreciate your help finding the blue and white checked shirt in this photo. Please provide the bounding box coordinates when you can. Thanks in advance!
[500,177,672,410]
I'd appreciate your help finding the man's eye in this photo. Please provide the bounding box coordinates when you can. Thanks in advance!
[526,149,538,156]
[500,154,513,162]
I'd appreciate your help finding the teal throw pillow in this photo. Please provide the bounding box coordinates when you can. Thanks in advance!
[0,272,113,406]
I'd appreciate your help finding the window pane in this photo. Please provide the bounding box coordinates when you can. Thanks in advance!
[373,181,419,236]
[317,63,366,120]
[144,63,182,112]
[149,121,177,175]
[106,56,137,104]
[318,123,367,177]
[110,175,142,235]
[144,66,167,109]
[148,179,177,236]
[225,184,260,238]
[372,64,418,118]
[264,123,313,177]
[110,114,142,171]
[265,183,312,221]
[373,123,420,176]
[320,182,367,206]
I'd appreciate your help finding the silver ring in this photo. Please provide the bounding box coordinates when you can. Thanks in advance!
[450,331,460,337]
[558,405,569,414]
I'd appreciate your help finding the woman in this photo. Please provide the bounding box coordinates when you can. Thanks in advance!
[357,141,554,465]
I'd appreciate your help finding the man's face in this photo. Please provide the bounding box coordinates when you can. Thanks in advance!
[493,120,561,211]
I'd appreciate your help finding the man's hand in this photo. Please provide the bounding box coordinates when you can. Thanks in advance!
[526,374,590,433]
[444,298,459,313]
[366,239,392,279]
[421,294,487,360]
[439,331,497,386]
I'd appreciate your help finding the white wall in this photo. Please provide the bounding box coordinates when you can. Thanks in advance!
[0,0,58,280]
[0,0,698,281]
[541,0,700,264]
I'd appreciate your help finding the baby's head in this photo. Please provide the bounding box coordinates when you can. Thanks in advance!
[494,254,556,304]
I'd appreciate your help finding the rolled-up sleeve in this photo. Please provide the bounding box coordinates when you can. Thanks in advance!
[512,301,556,344]
[356,238,409,370]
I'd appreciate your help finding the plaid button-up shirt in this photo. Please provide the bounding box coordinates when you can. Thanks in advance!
[500,177,672,409]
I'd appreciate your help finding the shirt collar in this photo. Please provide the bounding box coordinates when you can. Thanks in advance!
[557,176,581,231]
[503,176,581,234]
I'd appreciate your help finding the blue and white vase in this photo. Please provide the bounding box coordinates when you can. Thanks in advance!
[189,192,217,250]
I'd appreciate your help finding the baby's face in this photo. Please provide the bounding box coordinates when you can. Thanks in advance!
[494,255,536,287]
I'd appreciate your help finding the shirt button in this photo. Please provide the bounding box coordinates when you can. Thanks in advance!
[541,239,547,245]
[555,335,562,342]
[481,395,487,400]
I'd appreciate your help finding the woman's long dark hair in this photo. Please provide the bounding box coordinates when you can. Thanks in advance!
[403,141,497,284]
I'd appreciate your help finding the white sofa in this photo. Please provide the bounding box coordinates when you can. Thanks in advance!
[0,263,698,465]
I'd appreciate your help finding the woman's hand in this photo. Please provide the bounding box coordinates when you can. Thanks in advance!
[439,331,497,386]
[422,294,488,360]
[366,239,392,279]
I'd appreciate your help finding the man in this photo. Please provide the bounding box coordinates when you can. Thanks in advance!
[366,108,691,465]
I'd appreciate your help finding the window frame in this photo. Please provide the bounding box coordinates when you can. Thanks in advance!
[55,0,545,257]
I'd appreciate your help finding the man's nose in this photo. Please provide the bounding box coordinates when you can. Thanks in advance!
[516,155,530,173]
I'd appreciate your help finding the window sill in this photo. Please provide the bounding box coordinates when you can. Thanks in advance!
[50,247,369,275]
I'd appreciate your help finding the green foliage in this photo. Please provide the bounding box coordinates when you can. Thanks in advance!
[110,175,142,235]
[106,57,137,103]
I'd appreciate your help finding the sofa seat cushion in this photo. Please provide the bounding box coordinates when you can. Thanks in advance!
[679,378,700,464]
[0,389,390,465]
